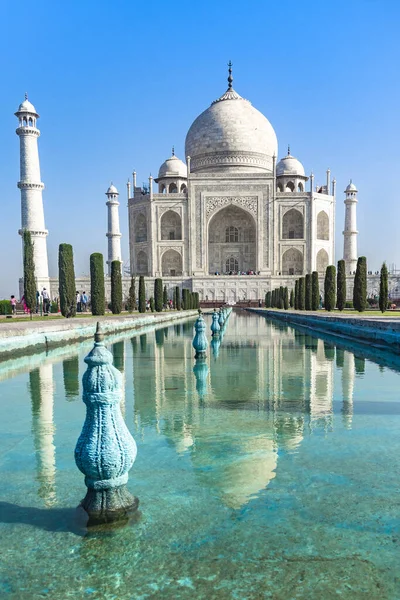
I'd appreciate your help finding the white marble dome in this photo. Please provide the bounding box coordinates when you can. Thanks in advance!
[106,184,119,194]
[16,98,38,116]
[276,152,305,177]
[158,154,187,179]
[346,181,357,192]
[185,87,278,173]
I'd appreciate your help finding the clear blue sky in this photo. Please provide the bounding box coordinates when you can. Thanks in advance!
[1,0,399,297]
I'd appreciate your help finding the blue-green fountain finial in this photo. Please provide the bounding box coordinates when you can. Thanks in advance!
[74,322,138,525]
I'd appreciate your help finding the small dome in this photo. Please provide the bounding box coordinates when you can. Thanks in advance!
[276,151,305,177]
[106,184,119,194]
[16,98,38,116]
[346,181,357,192]
[158,154,187,179]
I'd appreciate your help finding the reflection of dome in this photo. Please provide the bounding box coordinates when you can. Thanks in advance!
[16,98,39,116]
[185,86,277,174]
[106,184,118,194]
[158,154,187,179]
[276,150,305,177]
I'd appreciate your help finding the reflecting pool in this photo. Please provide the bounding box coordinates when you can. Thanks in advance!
[1,311,400,599]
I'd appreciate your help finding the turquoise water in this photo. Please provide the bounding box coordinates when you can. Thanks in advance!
[0,311,400,599]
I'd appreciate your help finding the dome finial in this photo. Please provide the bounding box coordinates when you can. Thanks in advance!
[227,60,233,89]
[24,92,28,101]
[287,144,291,156]
[172,146,175,156]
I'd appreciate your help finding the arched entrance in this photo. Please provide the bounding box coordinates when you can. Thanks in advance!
[162,249,182,276]
[208,206,256,274]
[282,248,303,275]
[316,249,329,273]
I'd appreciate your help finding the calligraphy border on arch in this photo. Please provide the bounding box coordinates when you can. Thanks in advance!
[205,196,258,220]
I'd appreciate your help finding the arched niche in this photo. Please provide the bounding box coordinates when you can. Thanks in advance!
[282,208,304,239]
[285,181,295,192]
[277,182,283,192]
[208,205,256,274]
[298,182,304,192]
[136,250,148,275]
[135,213,147,242]
[161,210,182,240]
[169,183,178,193]
[282,248,303,275]
[180,184,187,193]
[161,249,182,276]
[317,211,329,240]
[316,248,329,273]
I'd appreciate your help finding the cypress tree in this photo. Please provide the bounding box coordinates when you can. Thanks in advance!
[272,289,276,308]
[290,288,294,308]
[353,256,367,312]
[138,275,146,313]
[265,291,271,308]
[90,253,105,316]
[154,278,163,312]
[149,297,155,312]
[175,286,181,310]
[337,259,346,311]
[379,262,388,313]
[182,288,187,310]
[127,276,137,312]
[111,260,122,314]
[284,287,289,310]
[298,278,305,310]
[23,230,36,316]
[58,243,76,318]
[279,286,284,309]
[324,265,336,311]
[294,280,299,310]
[194,292,200,309]
[163,285,168,307]
[311,271,320,311]
[305,274,312,310]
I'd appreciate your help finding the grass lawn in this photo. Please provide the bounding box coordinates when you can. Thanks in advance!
[0,312,143,323]
[264,308,400,317]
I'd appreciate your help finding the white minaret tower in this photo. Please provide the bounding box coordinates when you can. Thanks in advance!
[15,95,50,289]
[106,183,122,275]
[343,180,358,274]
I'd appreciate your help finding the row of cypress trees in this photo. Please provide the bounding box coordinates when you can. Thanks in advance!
[292,272,320,310]
[265,286,289,309]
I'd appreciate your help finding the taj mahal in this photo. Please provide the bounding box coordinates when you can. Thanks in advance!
[14,65,398,302]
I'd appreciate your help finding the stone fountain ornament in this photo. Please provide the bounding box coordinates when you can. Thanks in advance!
[211,309,221,337]
[218,309,225,327]
[75,323,138,525]
[193,309,208,359]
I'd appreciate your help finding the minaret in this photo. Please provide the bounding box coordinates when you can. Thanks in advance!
[105,183,122,275]
[15,95,50,288]
[343,180,358,274]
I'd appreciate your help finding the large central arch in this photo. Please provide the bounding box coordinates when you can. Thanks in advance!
[208,205,256,274]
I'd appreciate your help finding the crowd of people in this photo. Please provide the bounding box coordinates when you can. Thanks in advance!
[214,270,261,276]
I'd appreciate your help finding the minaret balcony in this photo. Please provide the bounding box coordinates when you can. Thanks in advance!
[17,181,44,190]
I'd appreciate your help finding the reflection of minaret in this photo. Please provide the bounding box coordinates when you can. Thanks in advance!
[309,339,334,430]
[341,351,355,429]
[29,364,56,506]
[62,356,79,400]
[112,341,125,416]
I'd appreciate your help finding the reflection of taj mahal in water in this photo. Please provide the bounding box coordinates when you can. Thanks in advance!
[10,314,363,511]
[18,65,382,301]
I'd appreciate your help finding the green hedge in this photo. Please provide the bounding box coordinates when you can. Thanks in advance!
[324,265,336,311]
[90,253,105,316]
[337,259,346,311]
[305,274,312,310]
[353,256,367,312]
[58,243,76,318]
[0,300,12,315]
[311,271,319,311]
[138,276,146,313]
[111,261,122,314]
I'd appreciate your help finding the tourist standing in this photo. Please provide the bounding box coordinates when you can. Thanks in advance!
[76,291,81,313]
[81,291,88,312]
[41,288,50,314]
[10,295,17,315]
